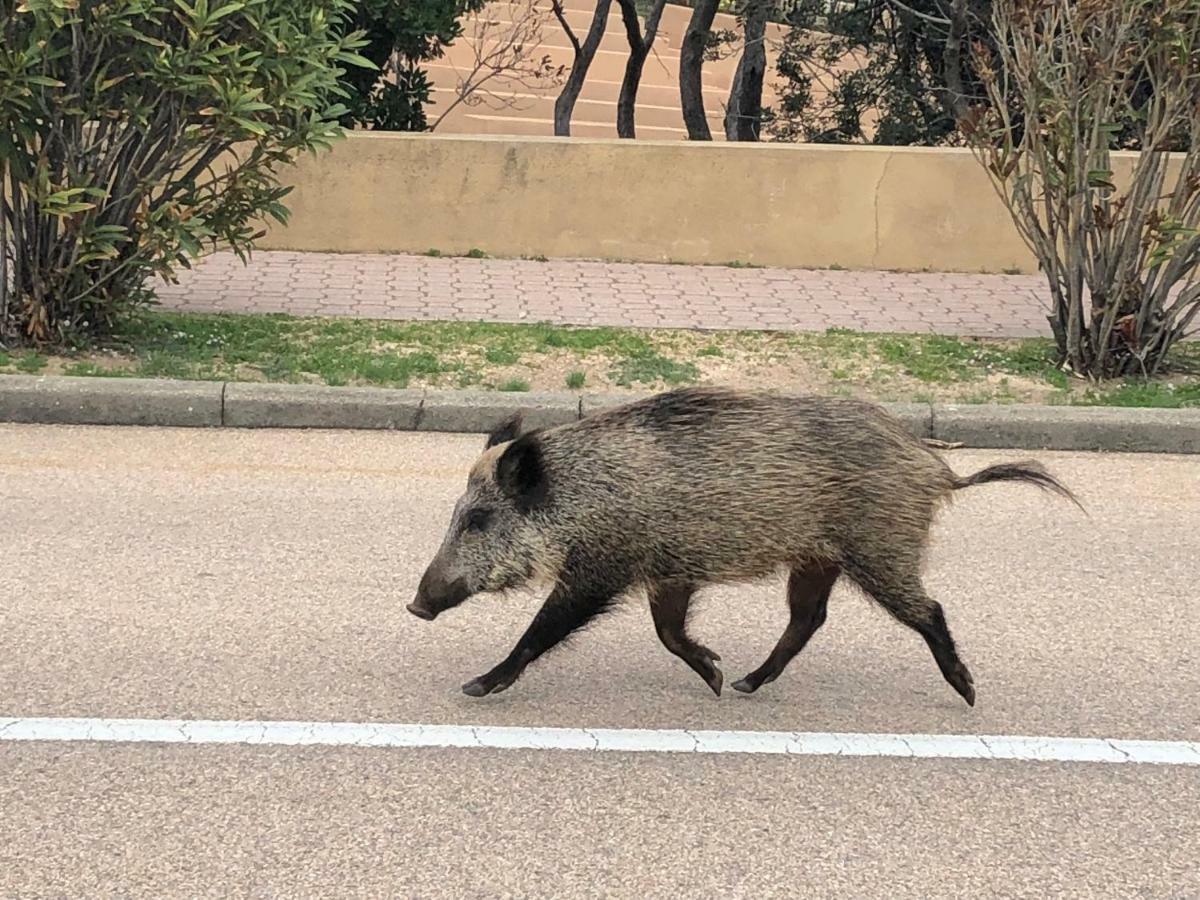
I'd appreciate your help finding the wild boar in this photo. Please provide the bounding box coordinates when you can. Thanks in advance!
[408,387,1080,703]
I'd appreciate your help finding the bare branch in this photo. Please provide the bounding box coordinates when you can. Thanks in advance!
[429,0,565,132]
[962,0,1200,378]
[551,0,581,57]
[885,0,951,27]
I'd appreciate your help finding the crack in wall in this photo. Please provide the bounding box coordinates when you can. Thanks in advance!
[872,153,898,269]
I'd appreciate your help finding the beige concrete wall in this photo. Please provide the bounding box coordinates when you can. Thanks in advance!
[257,132,1042,272]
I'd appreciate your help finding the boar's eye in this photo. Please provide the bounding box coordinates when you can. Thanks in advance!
[464,508,493,533]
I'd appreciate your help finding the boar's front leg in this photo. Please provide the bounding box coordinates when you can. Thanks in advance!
[462,568,625,697]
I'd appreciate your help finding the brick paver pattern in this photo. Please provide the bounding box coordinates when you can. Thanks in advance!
[157,251,1054,338]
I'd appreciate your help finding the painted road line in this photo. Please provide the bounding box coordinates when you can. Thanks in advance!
[1,718,1199,767]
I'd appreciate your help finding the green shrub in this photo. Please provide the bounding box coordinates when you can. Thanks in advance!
[0,0,371,346]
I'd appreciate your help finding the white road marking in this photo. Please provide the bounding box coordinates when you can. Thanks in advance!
[1,717,1199,767]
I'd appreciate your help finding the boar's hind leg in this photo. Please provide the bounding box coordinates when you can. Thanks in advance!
[846,559,976,707]
[648,582,723,697]
[732,564,839,695]
[462,577,623,698]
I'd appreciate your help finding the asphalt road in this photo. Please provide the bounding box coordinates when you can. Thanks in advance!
[1,424,1198,898]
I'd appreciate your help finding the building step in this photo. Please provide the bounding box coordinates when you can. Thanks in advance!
[426,85,727,132]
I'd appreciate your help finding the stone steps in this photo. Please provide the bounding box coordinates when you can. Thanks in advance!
[414,0,845,139]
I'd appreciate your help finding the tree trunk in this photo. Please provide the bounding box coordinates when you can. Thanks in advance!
[618,48,650,138]
[615,0,667,139]
[724,0,768,141]
[0,164,8,338]
[679,0,720,140]
[941,0,971,125]
[553,0,613,137]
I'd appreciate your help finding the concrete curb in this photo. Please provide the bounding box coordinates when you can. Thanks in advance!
[223,382,424,430]
[417,390,580,434]
[933,403,1199,454]
[1,374,1197,454]
[0,374,222,427]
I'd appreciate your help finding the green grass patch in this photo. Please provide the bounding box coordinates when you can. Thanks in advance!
[15,351,47,374]
[61,361,124,377]
[874,335,999,384]
[484,346,521,365]
[3,310,1196,408]
[137,351,204,380]
[531,323,654,355]
[1074,381,1200,409]
[804,328,1066,388]
[116,313,462,388]
[611,350,699,387]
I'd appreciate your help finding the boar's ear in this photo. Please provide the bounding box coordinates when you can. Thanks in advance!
[495,433,548,510]
[485,412,524,449]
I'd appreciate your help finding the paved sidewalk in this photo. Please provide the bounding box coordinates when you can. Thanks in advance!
[156,250,1052,338]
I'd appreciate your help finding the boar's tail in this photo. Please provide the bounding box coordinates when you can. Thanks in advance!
[952,461,1084,511]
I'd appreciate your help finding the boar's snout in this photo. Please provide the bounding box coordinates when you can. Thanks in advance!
[405,601,437,621]
[408,564,470,622]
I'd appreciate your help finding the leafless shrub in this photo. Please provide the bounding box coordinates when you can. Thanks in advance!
[962,0,1200,378]
[428,0,565,131]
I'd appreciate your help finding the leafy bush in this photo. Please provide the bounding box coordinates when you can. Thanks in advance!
[963,0,1200,378]
[0,0,370,346]
[337,0,484,132]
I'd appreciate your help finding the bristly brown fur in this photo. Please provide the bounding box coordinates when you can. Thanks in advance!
[420,386,1080,704]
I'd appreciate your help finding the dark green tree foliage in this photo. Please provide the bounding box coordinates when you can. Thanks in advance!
[769,0,993,145]
[339,0,485,131]
[767,0,1192,151]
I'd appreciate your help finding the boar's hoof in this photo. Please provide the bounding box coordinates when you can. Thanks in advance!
[730,677,757,694]
[703,666,723,697]
[462,670,519,697]
[955,674,976,708]
[462,678,490,697]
